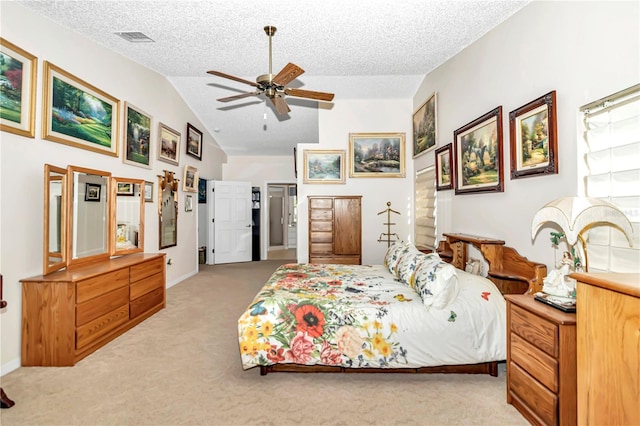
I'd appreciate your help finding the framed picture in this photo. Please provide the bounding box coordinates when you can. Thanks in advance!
[116,182,134,196]
[183,165,199,192]
[198,178,207,203]
[157,122,180,165]
[0,38,37,138]
[293,147,297,178]
[349,132,405,178]
[413,92,437,158]
[186,122,203,161]
[509,90,558,179]
[185,195,193,212]
[144,181,153,203]
[303,149,345,184]
[123,102,152,169]
[85,183,101,201]
[42,61,120,156]
[435,143,454,191]
[453,106,504,195]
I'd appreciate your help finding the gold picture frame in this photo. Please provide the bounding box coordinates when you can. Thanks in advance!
[349,132,405,178]
[183,165,199,192]
[303,149,345,184]
[413,92,437,158]
[0,38,37,138]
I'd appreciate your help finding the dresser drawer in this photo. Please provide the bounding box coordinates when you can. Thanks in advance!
[76,286,129,327]
[511,304,558,357]
[130,257,164,283]
[511,332,558,392]
[310,221,333,232]
[510,361,557,426]
[76,304,129,350]
[310,209,333,221]
[130,287,164,319]
[130,272,164,300]
[309,198,333,209]
[310,231,332,243]
[310,256,361,265]
[76,268,129,304]
[310,242,333,254]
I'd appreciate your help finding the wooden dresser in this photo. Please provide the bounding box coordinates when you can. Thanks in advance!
[308,196,361,264]
[505,294,577,426]
[21,253,166,366]
[572,272,639,426]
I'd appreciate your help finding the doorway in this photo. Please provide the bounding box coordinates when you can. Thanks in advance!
[267,183,297,259]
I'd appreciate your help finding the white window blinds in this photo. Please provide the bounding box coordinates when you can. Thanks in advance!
[581,83,640,272]
[415,166,436,250]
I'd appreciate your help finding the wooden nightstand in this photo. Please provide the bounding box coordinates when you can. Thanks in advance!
[505,295,577,426]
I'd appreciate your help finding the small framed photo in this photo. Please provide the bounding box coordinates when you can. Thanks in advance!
[157,122,180,165]
[413,92,437,158]
[183,165,199,192]
[85,183,101,201]
[144,181,153,203]
[453,106,504,195]
[303,149,345,184]
[349,132,405,178]
[185,195,193,212]
[435,143,454,191]
[186,122,203,161]
[509,90,558,179]
[0,38,37,138]
[123,102,152,169]
[198,178,207,203]
[116,182,134,196]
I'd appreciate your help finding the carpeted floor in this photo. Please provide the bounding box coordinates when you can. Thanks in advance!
[0,260,527,425]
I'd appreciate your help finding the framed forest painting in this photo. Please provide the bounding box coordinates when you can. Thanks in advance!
[123,102,152,168]
[0,38,37,138]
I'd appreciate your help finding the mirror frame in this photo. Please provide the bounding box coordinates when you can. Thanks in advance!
[66,165,112,268]
[43,164,67,275]
[111,177,145,256]
[158,171,178,249]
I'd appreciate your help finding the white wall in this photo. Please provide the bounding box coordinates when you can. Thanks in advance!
[413,0,640,270]
[0,3,226,374]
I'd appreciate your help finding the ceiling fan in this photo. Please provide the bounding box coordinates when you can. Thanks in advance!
[207,26,335,116]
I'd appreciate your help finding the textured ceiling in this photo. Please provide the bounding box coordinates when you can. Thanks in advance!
[15,0,530,156]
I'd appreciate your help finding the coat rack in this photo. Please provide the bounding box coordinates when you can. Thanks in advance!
[377,201,400,247]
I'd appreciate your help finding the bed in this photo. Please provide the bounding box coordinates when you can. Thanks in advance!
[238,238,545,376]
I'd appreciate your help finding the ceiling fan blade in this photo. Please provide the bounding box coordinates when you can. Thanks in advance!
[217,92,261,102]
[285,87,335,102]
[272,62,305,86]
[207,70,259,88]
[271,95,291,115]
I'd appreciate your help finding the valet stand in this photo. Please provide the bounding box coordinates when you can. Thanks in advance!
[0,274,16,408]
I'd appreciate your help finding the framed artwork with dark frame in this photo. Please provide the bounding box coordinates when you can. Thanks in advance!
[435,143,454,191]
[303,149,345,184]
[183,165,199,192]
[123,102,152,169]
[42,61,120,156]
[349,132,405,178]
[198,178,207,203]
[85,183,101,201]
[157,122,180,165]
[453,106,504,195]
[186,122,203,161]
[0,38,37,138]
[116,182,134,196]
[509,90,558,179]
[412,92,437,158]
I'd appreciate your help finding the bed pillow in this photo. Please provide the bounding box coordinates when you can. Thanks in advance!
[413,255,459,309]
[383,241,418,278]
[397,251,440,289]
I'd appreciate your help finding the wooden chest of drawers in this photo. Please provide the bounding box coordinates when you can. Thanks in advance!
[308,196,361,265]
[21,253,166,366]
[505,295,576,425]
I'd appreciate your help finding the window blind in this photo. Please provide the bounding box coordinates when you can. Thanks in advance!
[581,84,640,272]
[415,166,436,250]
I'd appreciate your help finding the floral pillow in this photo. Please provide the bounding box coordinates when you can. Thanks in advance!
[383,241,418,277]
[397,251,440,289]
[413,255,459,310]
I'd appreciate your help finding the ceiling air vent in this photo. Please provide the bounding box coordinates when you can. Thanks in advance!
[115,32,154,43]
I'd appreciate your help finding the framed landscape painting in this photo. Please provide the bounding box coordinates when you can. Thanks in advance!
[435,143,453,191]
[453,107,504,195]
[183,165,199,192]
[157,122,180,165]
[349,132,405,178]
[509,90,558,179]
[0,38,37,138]
[413,92,437,158]
[303,149,345,184]
[42,61,120,156]
[123,102,152,169]
[186,122,203,160]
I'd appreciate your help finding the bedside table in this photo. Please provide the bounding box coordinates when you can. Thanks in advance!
[505,294,577,426]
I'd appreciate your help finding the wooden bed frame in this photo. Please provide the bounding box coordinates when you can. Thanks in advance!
[259,234,546,377]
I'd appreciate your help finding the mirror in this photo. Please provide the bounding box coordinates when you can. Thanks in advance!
[43,164,67,275]
[112,177,145,255]
[68,165,111,267]
[159,170,178,249]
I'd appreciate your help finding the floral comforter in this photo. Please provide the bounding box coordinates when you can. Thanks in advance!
[238,263,507,370]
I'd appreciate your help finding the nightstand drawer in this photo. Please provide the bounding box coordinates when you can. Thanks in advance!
[510,361,557,426]
[511,304,558,357]
[511,332,558,392]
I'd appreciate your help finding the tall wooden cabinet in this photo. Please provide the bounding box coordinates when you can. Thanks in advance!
[308,196,362,264]
[573,272,639,426]
[21,253,166,366]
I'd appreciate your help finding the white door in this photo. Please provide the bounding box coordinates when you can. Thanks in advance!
[213,180,252,264]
